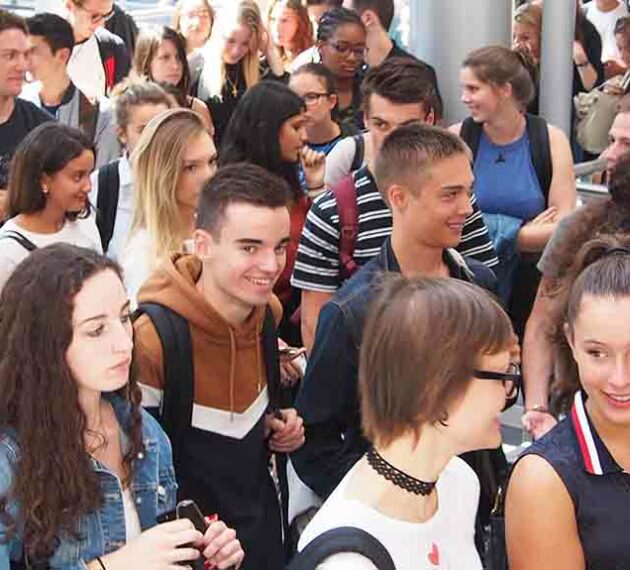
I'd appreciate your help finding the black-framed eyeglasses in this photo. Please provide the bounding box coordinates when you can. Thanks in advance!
[76,3,115,25]
[327,41,366,59]
[474,363,522,410]
[302,91,330,105]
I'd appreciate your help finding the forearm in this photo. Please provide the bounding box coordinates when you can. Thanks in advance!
[522,314,554,408]
[576,62,598,91]
[301,291,334,353]
[517,222,555,253]
[264,45,286,77]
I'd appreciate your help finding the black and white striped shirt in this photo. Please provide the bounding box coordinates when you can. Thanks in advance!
[291,166,498,293]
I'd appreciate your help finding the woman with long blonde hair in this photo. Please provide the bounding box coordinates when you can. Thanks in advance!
[120,109,217,304]
[196,0,286,146]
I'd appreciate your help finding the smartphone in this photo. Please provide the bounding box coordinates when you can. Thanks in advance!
[157,500,208,569]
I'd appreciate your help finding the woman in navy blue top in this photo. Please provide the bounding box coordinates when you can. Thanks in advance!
[506,236,630,569]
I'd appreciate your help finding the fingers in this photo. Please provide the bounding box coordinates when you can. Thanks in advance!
[168,547,201,564]
[300,147,326,168]
[202,522,243,565]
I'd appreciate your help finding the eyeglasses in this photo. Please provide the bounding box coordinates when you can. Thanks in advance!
[301,91,330,105]
[327,41,366,59]
[75,3,115,25]
[474,363,522,410]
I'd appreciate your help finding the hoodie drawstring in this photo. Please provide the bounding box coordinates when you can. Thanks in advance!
[228,327,236,421]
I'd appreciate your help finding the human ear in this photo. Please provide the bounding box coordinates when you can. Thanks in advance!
[388,184,409,211]
[564,322,576,353]
[193,228,214,258]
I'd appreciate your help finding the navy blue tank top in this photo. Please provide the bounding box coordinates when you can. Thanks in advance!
[517,391,630,568]
[474,129,545,221]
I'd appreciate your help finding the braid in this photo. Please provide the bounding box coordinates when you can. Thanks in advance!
[317,6,364,42]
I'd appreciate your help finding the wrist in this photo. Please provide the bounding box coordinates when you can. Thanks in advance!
[525,404,555,417]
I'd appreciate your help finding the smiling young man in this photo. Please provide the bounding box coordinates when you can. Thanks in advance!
[0,9,52,221]
[294,57,498,349]
[134,163,305,570]
[292,123,503,542]
[22,13,120,168]
[64,0,130,101]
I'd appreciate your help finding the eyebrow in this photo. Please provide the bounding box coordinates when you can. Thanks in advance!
[235,237,291,246]
[184,152,218,165]
[77,300,131,326]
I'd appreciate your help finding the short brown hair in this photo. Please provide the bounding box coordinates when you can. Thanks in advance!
[196,162,292,235]
[351,0,394,30]
[0,8,28,35]
[361,57,442,121]
[360,275,513,446]
[463,45,536,111]
[374,122,469,205]
[110,77,174,131]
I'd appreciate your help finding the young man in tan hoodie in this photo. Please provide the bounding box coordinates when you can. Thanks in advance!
[134,163,305,569]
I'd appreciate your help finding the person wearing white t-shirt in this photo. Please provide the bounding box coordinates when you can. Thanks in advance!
[90,78,173,260]
[585,0,629,63]
[0,122,101,290]
[297,275,519,569]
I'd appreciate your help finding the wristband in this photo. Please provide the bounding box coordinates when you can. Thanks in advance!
[96,557,107,570]
[526,405,554,417]
[306,183,325,192]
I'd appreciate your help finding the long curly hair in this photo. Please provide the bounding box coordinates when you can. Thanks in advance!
[0,244,144,564]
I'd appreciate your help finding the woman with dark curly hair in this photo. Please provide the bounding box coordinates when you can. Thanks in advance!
[507,234,630,569]
[0,244,243,569]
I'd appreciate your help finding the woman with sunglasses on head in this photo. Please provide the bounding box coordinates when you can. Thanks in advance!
[133,26,213,133]
[298,275,519,568]
[0,244,244,569]
[507,236,630,569]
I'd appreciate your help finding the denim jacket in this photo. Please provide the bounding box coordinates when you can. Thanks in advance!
[0,394,177,569]
[292,239,497,498]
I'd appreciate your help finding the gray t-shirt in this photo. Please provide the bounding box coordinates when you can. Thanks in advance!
[537,215,574,278]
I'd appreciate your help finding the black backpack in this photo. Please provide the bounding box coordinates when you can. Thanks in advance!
[288,527,395,570]
[96,159,120,253]
[134,302,293,558]
[0,230,37,251]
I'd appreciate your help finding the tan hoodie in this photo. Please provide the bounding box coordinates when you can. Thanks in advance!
[134,253,282,418]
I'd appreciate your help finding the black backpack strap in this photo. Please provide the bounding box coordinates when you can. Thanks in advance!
[260,305,292,559]
[350,134,365,172]
[96,159,120,253]
[135,302,193,472]
[0,231,37,252]
[289,527,396,570]
[525,113,553,202]
[459,117,484,161]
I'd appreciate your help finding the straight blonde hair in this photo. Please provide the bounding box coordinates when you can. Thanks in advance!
[130,108,206,262]
[197,0,262,100]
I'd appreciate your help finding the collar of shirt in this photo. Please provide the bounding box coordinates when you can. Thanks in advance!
[570,390,622,476]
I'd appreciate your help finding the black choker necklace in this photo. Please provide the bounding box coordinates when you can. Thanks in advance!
[366,447,437,496]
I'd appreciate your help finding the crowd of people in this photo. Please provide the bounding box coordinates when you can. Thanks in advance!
[0,0,630,568]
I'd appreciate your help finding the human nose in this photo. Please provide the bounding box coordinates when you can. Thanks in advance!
[299,126,308,144]
[112,319,133,354]
[459,193,474,216]
[259,248,282,274]
[608,357,630,390]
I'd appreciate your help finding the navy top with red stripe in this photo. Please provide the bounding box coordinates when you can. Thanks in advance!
[517,391,630,568]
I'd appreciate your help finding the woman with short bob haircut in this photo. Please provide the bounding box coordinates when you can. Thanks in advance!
[299,275,517,567]
[507,235,630,569]
[0,123,101,290]
[132,26,213,132]
[0,244,243,568]
[121,108,217,304]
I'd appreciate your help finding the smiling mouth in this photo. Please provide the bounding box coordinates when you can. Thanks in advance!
[246,276,274,287]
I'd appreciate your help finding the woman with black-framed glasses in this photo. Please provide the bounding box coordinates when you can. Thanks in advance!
[311,7,366,135]
[297,274,518,567]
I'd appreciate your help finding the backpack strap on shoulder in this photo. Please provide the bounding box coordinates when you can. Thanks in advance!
[350,134,365,172]
[459,117,484,161]
[78,91,99,146]
[135,302,193,472]
[96,159,121,253]
[525,113,553,202]
[331,174,359,282]
[288,527,396,570]
[0,231,37,252]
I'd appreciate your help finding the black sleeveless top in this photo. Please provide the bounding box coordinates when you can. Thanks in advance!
[516,391,630,569]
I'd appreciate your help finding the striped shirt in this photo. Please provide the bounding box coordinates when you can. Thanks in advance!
[291,166,499,293]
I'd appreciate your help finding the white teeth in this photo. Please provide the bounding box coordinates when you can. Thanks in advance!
[247,278,271,286]
[608,394,630,402]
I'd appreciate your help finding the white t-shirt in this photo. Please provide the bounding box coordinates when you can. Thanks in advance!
[298,456,482,570]
[90,155,133,262]
[120,228,155,309]
[585,1,629,62]
[0,215,102,291]
[68,34,106,102]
